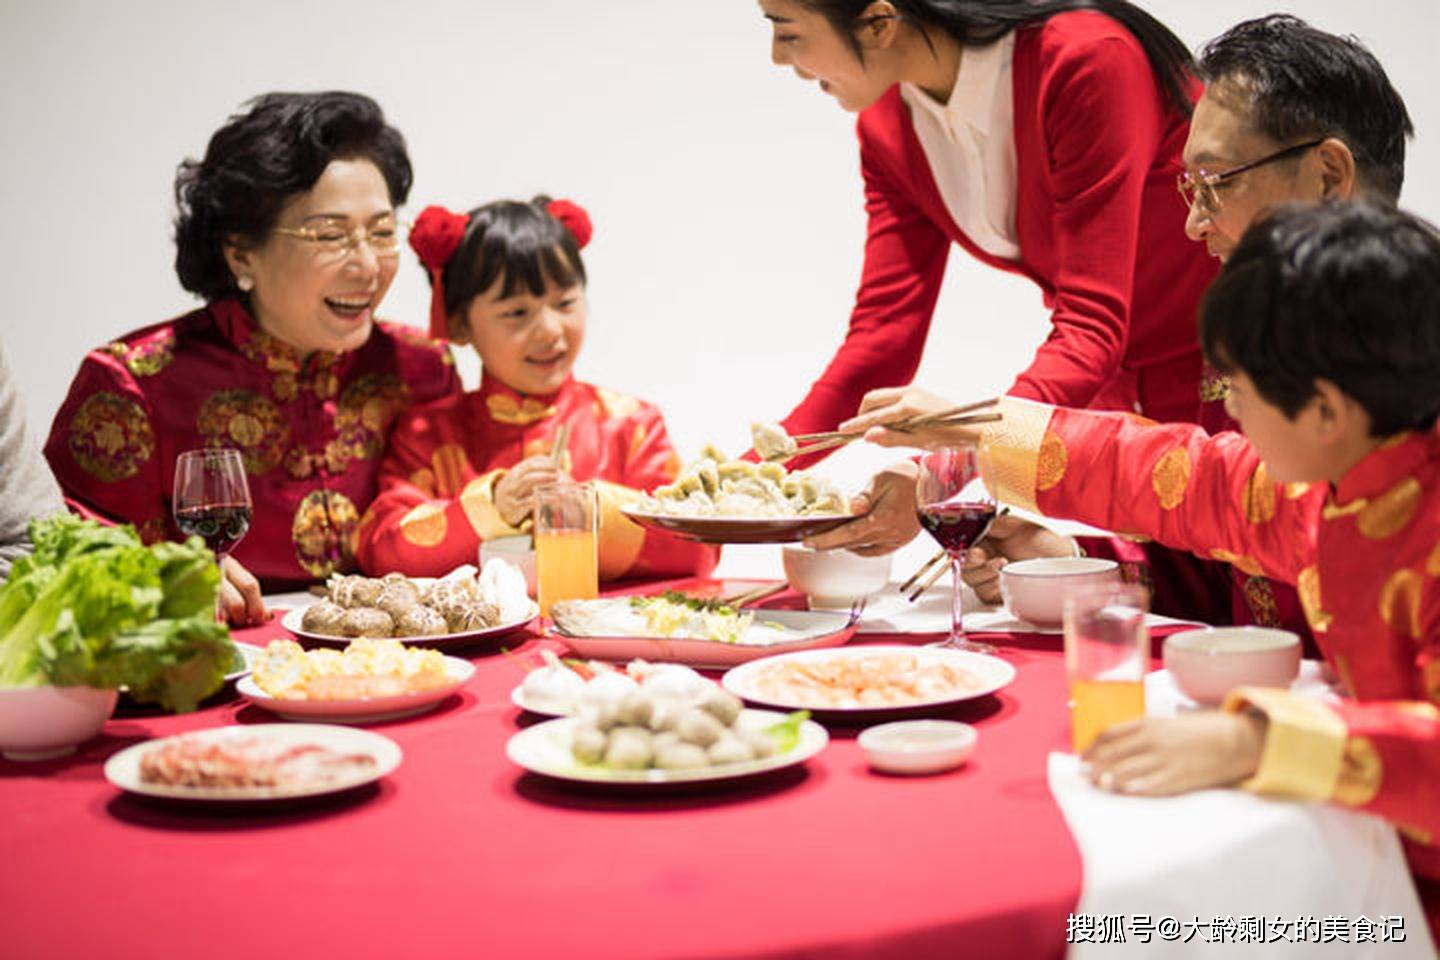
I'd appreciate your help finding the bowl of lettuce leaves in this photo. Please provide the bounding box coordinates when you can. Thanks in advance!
[0,515,236,760]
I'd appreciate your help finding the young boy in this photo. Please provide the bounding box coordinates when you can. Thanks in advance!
[845,201,1440,921]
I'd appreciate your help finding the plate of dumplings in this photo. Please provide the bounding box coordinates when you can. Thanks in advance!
[282,561,539,649]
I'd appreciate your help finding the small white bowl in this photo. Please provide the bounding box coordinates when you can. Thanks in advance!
[999,557,1121,627]
[858,720,977,775]
[1164,627,1301,705]
[0,685,118,761]
[479,535,537,597]
[782,546,892,609]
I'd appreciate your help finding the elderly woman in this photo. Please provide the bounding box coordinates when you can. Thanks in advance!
[44,91,459,624]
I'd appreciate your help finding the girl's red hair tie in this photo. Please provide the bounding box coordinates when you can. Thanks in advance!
[547,199,593,250]
[408,204,470,340]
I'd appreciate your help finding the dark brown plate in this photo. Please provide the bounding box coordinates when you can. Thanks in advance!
[619,507,853,544]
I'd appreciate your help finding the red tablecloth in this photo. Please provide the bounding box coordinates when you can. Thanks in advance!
[3,592,1094,960]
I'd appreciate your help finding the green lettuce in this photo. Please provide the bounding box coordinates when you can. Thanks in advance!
[0,515,234,712]
[765,710,811,754]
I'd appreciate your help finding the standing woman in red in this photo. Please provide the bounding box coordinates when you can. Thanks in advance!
[759,0,1219,441]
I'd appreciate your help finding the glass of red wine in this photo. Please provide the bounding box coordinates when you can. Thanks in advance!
[916,447,999,653]
[173,448,253,567]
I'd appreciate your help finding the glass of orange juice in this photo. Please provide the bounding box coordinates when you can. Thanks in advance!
[534,482,598,617]
[1064,584,1148,753]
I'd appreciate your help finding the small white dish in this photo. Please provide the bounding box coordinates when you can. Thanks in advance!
[782,546,892,609]
[859,720,977,775]
[237,656,475,723]
[0,685,119,761]
[1163,627,1302,705]
[999,557,1120,627]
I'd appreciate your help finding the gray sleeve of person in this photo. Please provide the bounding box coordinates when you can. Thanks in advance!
[0,336,67,580]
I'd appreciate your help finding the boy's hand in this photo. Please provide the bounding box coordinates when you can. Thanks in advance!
[804,460,921,556]
[1082,712,1267,796]
[962,515,1078,603]
[495,457,569,527]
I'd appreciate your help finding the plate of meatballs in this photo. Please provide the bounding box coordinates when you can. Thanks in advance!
[283,561,539,649]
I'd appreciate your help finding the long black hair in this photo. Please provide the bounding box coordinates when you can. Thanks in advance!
[798,0,1194,116]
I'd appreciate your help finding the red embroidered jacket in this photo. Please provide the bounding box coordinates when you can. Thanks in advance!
[780,11,1219,443]
[355,374,719,581]
[44,300,460,588]
[981,398,1440,884]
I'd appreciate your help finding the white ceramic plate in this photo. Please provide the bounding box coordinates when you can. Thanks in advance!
[553,608,858,668]
[506,709,827,788]
[281,601,539,649]
[510,685,572,718]
[104,724,402,801]
[236,657,475,723]
[722,644,1016,716]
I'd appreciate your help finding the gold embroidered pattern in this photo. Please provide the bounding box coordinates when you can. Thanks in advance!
[399,501,449,548]
[595,387,641,421]
[1378,568,1422,638]
[487,393,557,426]
[1429,540,1440,577]
[1242,576,1281,627]
[1356,476,1421,539]
[1036,431,1068,492]
[291,489,359,578]
[1296,566,1333,633]
[1151,447,1191,510]
[1332,735,1383,807]
[1242,462,1276,524]
[431,443,471,497]
[1212,548,1264,578]
[104,331,176,377]
[68,392,155,482]
[327,375,411,474]
[1199,367,1231,403]
[1284,482,1312,500]
[197,390,289,475]
[1322,498,1367,521]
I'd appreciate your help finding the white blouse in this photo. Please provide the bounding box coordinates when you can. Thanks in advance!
[900,34,1020,260]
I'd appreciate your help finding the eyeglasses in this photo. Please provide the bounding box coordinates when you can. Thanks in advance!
[273,220,401,261]
[1176,138,1326,214]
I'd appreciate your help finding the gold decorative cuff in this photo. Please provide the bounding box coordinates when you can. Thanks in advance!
[1224,686,1347,801]
[977,397,1056,513]
[593,480,646,579]
[459,469,526,541]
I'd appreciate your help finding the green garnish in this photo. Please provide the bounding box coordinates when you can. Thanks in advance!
[764,710,811,753]
[629,590,739,617]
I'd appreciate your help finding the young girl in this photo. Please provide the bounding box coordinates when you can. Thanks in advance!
[355,196,718,581]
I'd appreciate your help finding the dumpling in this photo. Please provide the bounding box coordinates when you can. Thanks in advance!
[301,600,346,636]
[339,607,394,638]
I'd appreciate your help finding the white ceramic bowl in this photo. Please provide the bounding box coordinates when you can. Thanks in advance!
[781,546,892,609]
[0,685,118,761]
[999,557,1121,627]
[1164,627,1302,705]
[858,720,977,775]
[479,535,537,597]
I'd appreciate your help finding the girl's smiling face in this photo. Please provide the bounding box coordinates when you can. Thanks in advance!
[462,271,586,396]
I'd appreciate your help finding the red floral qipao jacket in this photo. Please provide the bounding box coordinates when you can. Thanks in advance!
[980,398,1440,886]
[44,299,460,588]
[355,374,719,581]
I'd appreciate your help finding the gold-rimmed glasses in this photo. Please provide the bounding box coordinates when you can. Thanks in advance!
[273,219,401,261]
[1176,138,1326,214]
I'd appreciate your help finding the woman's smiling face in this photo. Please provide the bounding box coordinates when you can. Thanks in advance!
[759,0,897,113]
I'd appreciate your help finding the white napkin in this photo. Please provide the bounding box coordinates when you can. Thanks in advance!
[853,583,1200,636]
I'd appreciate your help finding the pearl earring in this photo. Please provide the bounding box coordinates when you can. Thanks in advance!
[237,275,255,292]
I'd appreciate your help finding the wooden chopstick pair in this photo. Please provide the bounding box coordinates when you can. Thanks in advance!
[551,423,571,467]
[721,582,787,608]
[775,398,1002,462]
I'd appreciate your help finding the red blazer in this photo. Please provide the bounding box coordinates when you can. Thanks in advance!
[780,11,1220,438]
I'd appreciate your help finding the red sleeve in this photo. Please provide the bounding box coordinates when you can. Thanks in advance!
[1007,33,1171,407]
[355,412,508,578]
[777,119,951,445]
[43,351,170,543]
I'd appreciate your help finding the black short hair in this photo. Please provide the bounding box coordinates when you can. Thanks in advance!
[1197,16,1412,202]
[437,195,586,339]
[173,91,413,301]
[1200,201,1440,436]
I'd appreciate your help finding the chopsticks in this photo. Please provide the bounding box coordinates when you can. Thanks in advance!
[722,582,787,608]
[551,423,570,467]
[772,398,1002,462]
[902,506,1009,603]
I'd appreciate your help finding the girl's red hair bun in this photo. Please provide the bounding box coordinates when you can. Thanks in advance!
[409,204,470,271]
[547,199,593,250]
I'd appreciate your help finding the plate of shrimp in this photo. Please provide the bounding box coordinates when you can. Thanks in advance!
[722,645,1014,716]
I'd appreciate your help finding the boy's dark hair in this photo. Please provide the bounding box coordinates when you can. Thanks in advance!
[174,91,412,301]
[437,196,586,339]
[1197,15,1412,203]
[1200,201,1440,436]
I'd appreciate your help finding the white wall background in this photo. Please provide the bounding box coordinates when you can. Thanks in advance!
[3,0,1437,502]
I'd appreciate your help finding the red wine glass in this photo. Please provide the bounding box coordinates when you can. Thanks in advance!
[915,447,999,653]
[173,448,253,566]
